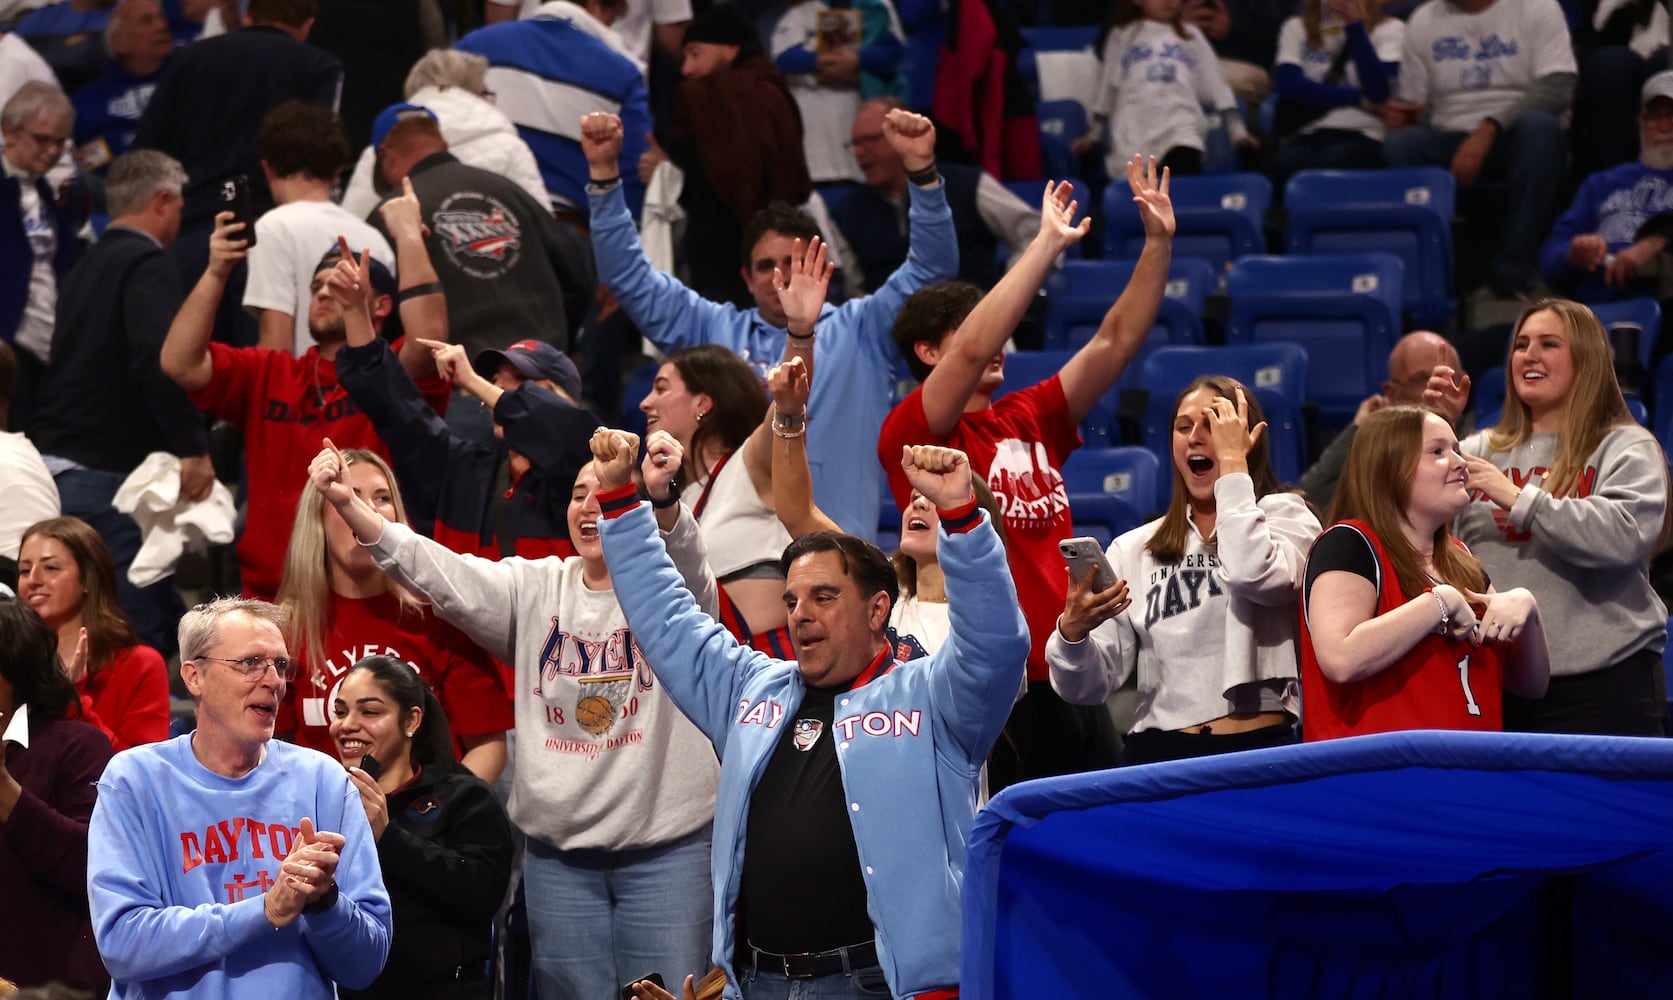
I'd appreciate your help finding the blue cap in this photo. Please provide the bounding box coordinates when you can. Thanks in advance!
[371,102,438,147]
[475,339,583,400]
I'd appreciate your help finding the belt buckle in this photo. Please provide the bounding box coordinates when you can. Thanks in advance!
[770,949,816,979]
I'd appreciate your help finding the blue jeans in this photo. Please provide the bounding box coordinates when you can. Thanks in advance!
[522,825,713,1000]
[53,467,183,656]
[738,964,892,999]
[1383,111,1567,295]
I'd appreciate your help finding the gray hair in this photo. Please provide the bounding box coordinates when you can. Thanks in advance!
[403,49,488,98]
[105,0,161,57]
[1,80,74,134]
[104,149,187,218]
[178,596,289,663]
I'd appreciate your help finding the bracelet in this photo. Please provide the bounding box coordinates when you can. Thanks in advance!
[906,163,939,186]
[770,405,807,439]
[786,329,814,341]
[396,281,443,303]
[649,482,682,509]
[1431,588,1450,636]
[587,174,621,191]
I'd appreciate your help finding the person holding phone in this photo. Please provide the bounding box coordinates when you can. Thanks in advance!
[1047,376,1320,764]
[327,654,514,999]
[1300,406,1550,740]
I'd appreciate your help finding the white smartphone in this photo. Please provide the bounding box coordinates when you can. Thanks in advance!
[1059,536,1117,592]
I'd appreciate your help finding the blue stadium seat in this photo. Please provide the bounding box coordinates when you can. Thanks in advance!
[993,348,1124,447]
[1042,257,1215,352]
[1103,172,1270,270]
[1020,26,1098,51]
[1138,344,1310,484]
[1664,619,1673,719]
[1224,253,1404,425]
[1655,354,1673,454]
[1035,100,1089,183]
[1593,298,1662,374]
[1001,179,1087,259]
[1285,168,1456,330]
[1062,446,1162,506]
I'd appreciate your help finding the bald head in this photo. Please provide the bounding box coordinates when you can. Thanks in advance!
[1383,331,1460,405]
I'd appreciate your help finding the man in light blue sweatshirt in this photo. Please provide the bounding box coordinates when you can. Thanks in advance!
[88,597,391,999]
[579,107,958,540]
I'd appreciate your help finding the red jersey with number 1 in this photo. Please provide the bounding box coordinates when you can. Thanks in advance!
[1299,520,1503,741]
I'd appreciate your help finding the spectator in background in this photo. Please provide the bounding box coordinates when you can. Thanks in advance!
[244,101,393,356]
[1541,70,1673,304]
[0,343,60,589]
[11,0,112,92]
[160,197,449,602]
[29,150,209,656]
[655,2,810,305]
[833,96,1037,295]
[0,598,114,995]
[1082,0,1253,178]
[771,0,909,185]
[581,107,954,540]
[455,0,654,223]
[18,516,169,751]
[1298,331,1468,510]
[70,0,171,184]
[1,81,80,426]
[0,23,60,112]
[486,0,693,70]
[1183,0,1293,104]
[1383,0,1576,302]
[339,49,549,223]
[371,103,593,364]
[1270,0,1402,188]
[1572,0,1670,179]
[879,164,1173,787]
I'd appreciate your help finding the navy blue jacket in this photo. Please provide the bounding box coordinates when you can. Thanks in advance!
[0,172,81,347]
[30,227,208,472]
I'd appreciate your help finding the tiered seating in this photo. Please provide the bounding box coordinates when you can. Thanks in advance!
[1041,257,1215,355]
[1103,172,1270,271]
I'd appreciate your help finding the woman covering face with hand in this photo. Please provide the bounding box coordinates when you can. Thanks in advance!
[327,654,514,1000]
[1454,299,1670,737]
[1300,406,1550,740]
[1046,376,1320,764]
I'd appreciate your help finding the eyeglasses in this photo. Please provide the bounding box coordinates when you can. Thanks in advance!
[25,131,70,149]
[197,655,297,682]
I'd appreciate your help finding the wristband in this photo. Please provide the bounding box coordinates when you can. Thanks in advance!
[588,174,621,191]
[906,163,939,187]
[1431,588,1450,636]
[396,281,444,303]
[786,329,814,341]
[771,405,807,439]
[648,481,682,509]
[302,881,339,914]
[938,494,981,533]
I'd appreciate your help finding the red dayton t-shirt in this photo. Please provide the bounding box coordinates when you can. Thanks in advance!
[878,375,1080,680]
[280,590,513,759]
[188,341,449,601]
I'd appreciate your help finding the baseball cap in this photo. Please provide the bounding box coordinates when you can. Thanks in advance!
[314,244,398,299]
[371,102,438,147]
[1644,70,1673,107]
[475,339,583,400]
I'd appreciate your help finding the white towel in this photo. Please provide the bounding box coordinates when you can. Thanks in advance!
[112,453,238,587]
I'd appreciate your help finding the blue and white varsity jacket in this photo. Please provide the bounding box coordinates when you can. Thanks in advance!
[597,488,1027,999]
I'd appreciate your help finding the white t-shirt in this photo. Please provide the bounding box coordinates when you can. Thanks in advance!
[1093,20,1238,176]
[488,0,691,65]
[0,430,60,561]
[1397,0,1576,134]
[890,595,951,656]
[242,199,395,357]
[1275,16,1405,140]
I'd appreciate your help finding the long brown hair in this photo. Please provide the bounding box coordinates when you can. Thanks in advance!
[669,345,769,483]
[20,516,140,679]
[1147,376,1286,563]
[1486,298,1637,498]
[1329,405,1485,599]
[892,478,1008,597]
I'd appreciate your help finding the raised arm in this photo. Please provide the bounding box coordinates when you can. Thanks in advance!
[918,180,1091,437]
[642,430,721,618]
[377,177,445,381]
[856,110,959,344]
[1057,156,1174,424]
[742,236,830,504]
[160,212,245,392]
[768,357,840,538]
[1203,387,1321,603]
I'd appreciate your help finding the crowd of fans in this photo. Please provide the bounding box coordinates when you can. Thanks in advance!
[0,0,1670,998]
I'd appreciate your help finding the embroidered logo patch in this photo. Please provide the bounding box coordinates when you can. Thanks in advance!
[793,718,823,752]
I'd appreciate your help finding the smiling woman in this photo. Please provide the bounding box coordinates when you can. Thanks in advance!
[1454,298,1672,736]
[1299,406,1550,740]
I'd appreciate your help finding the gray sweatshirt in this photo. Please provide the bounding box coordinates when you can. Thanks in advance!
[365,516,720,851]
[1457,425,1668,676]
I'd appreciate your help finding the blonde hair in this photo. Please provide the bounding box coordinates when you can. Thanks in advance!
[276,449,421,683]
[403,49,488,97]
[1329,405,1485,599]
[1485,298,1637,499]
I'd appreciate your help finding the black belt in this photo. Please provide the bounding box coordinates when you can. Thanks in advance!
[747,939,878,979]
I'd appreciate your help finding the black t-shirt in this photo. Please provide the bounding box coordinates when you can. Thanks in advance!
[739,685,874,953]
